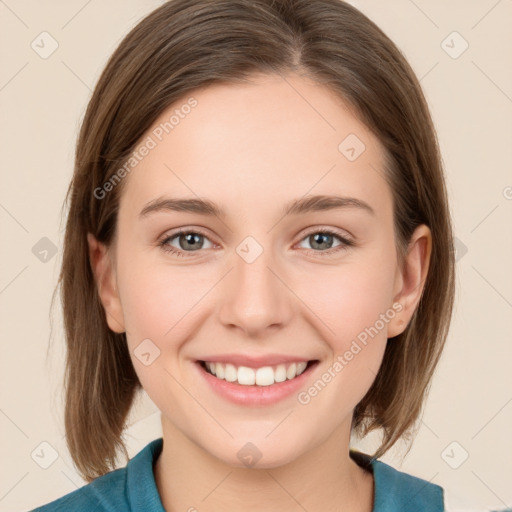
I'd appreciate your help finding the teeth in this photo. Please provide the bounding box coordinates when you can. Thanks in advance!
[215,362,225,379]
[255,367,274,386]
[286,363,297,379]
[296,361,307,375]
[238,366,256,385]
[224,363,237,382]
[203,361,310,386]
[274,364,287,383]
[206,362,216,375]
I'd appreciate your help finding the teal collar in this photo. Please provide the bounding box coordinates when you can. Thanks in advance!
[127,438,443,512]
[349,449,443,511]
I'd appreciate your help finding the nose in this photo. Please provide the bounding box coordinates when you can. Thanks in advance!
[217,240,292,337]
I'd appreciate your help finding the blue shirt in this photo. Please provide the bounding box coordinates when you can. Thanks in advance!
[25,437,487,512]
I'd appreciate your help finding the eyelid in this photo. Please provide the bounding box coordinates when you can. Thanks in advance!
[159,225,354,243]
[158,225,355,257]
[158,226,216,248]
[298,225,354,242]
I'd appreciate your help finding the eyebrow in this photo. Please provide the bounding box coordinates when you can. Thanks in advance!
[139,194,375,219]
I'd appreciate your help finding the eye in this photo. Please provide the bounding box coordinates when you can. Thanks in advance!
[158,229,214,257]
[158,227,354,258]
[296,228,354,256]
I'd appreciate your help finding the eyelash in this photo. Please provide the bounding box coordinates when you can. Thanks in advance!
[158,227,355,258]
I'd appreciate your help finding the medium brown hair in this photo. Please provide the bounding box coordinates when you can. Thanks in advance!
[52,0,455,482]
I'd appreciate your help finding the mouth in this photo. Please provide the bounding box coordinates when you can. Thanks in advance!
[197,359,319,387]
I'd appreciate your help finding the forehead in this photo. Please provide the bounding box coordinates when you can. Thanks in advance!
[119,72,392,221]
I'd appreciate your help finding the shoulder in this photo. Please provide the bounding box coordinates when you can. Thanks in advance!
[28,438,165,512]
[372,459,444,511]
[350,450,512,512]
[351,449,444,511]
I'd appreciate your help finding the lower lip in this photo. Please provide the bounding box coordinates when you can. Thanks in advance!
[194,361,319,406]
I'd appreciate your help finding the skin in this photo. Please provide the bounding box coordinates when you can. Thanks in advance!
[88,71,431,512]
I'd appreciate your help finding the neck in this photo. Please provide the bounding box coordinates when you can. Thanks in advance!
[154,417,374,512]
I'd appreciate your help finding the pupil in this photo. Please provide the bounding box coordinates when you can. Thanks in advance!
[182,233,202,250]
[312,233,332,249]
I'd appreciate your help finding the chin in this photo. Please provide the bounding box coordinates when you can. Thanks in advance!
[205,434,308,470]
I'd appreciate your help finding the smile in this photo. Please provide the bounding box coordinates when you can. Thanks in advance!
[200,360,313,386]
[195,359,320,406]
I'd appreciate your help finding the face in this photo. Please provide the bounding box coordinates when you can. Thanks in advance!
[89,72,430,469]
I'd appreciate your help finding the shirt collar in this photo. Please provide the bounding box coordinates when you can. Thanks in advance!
[126,437,166,511]
[126,438,443,512]
[350,449,444,512]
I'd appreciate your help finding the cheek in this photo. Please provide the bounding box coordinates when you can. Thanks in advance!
[303,252,398,344]
[116,257,209,406]
[299,251,396,393]
[117,248,209,338]
[294,263,395,415]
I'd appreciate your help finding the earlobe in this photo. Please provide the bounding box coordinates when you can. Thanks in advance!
[387,224,432,339]
[86,233,126,333]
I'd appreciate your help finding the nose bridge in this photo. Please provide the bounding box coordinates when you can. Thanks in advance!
[218,233,290,333]
[234,233,280,303]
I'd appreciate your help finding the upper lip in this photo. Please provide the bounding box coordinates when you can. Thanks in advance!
[197,354,317,368]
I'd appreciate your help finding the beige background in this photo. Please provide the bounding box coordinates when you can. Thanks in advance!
[1,0,511,511]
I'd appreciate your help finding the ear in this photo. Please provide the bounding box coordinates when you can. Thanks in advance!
[387,224,432,338]
[87,233,126,333]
